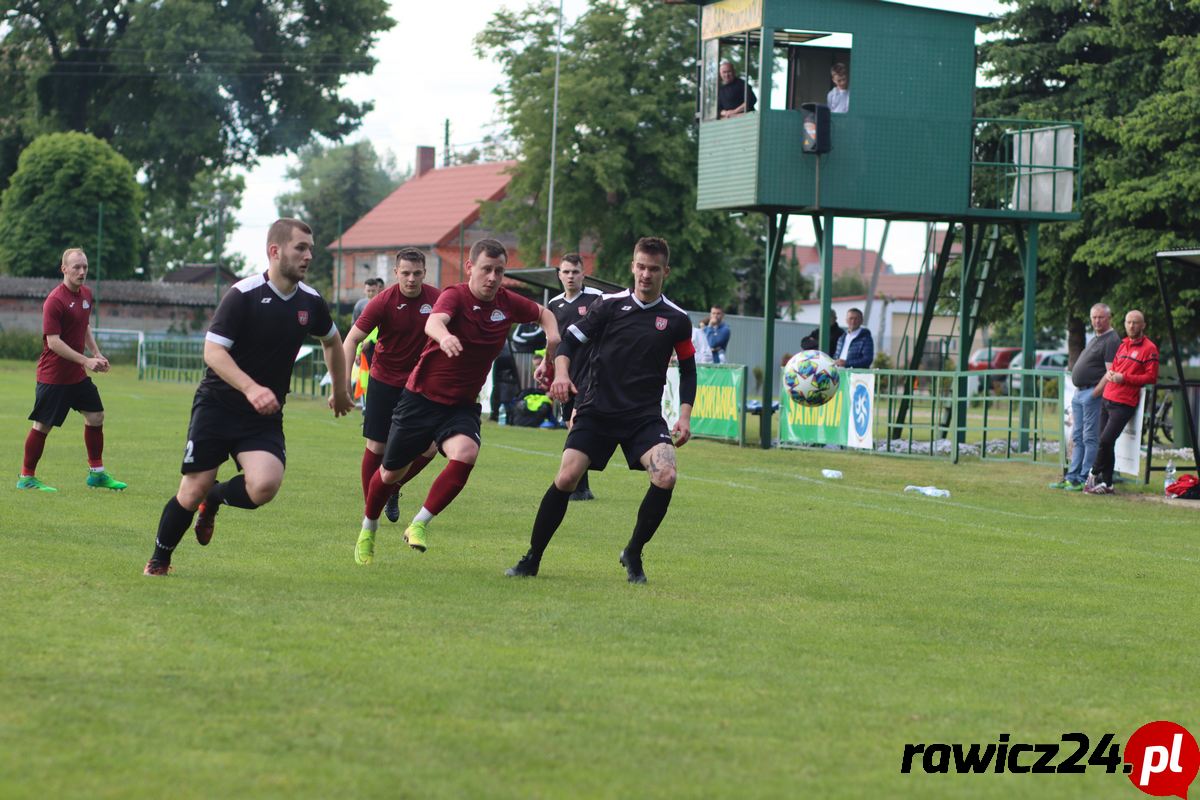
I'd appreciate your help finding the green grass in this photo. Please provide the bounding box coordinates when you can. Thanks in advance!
[2,360,1197,799]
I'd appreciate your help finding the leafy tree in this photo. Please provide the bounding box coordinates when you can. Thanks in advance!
[275,140,406,292]
[475,0,750,310]
[143,168,246,279]
[830,272,867,298]
[0,0,393,208]
[0,132,140,278]
[978,0,1200,360]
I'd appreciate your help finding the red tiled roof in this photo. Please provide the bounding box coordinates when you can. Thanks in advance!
[331,161,517,250]
[787,244,889,277]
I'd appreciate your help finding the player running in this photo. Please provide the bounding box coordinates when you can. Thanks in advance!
[354,238,560,563]
[505,237,695,583]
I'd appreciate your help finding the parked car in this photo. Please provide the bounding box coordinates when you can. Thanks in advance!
[967,346,1021,371]
[1008,350,1069,392]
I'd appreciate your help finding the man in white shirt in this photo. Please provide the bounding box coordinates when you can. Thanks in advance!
[833,307,873,368]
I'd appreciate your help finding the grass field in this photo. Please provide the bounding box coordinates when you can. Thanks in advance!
[2,360,1197,799]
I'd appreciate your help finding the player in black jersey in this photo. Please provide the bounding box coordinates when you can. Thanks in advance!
[144,219,353,576]
[506,237,696,583]
[547,253,604,501]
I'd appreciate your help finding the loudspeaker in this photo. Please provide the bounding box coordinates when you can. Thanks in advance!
[801,103,831,154]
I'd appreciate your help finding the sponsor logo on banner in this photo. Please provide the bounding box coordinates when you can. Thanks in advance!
[297,310,309,325]
[847,373,874,450]
[655,316,668,331]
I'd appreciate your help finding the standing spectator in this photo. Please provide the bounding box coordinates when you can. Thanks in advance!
[143,219,353,576]
[1050,303,1119,491]
[342,248,440,534]
[833,307,874,368]
[352,278,382,324]
[548,253,604,500]
[691,323,714,365]
[717,61,757,119]
[801,310,843,358]
[353,239,560,561]
[17,247,127,493]
[1084,309,1159,495]
[703,306,731,363]
[827,63,850,113]
[504,237,694,584]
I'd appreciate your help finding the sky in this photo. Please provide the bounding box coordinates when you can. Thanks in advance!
[228,0,1005,277]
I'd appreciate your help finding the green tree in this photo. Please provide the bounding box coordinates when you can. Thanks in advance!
[830,272,867,298]
[275,140,405,292]
[143,168,246,279]
[475,0,750,310]
[0,0,393,208]
[978,0,1200,358]
[0,132,141,278]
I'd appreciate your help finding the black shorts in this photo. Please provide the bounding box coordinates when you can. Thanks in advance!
[362,376,407,443]
[180,396,286,474]
[564,412,673,471]
[382,390,481,471]
[28,379,103,427]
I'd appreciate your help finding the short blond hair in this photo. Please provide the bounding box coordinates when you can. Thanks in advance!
[61,247,87,265]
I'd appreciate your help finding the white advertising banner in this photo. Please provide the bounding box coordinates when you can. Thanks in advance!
[1114,388,1146,477]
[846,372,875,450]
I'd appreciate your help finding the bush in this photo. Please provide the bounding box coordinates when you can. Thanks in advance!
[0,330,44,361]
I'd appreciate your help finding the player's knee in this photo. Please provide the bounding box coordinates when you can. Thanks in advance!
[380,467,403,484]
[84,411,104,426]
[554,470,582,492]
[245,478,280,505]
[650,467,677,490]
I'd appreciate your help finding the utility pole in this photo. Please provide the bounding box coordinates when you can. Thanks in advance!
[444,119,451,167]
[544,0,565,267]
[215,192,228,307]
[95,202,103,329]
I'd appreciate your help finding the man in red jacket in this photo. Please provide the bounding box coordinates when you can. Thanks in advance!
[1084,309,1158,495]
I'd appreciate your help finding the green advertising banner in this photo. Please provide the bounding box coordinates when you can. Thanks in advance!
[662,363,746,444]
[779,368,849,445]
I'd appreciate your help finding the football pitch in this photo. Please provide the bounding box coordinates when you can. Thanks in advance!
[2,360,1197,799]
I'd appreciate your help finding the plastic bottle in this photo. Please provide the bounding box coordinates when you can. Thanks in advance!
[498,404,507,426]
[821,469,843,479]
[1165,459,1177,496]
[904,485,951,498]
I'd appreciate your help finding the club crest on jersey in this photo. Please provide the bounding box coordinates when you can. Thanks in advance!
[297,310,309,325]
[490,309,506,323]
[578,305,588,315]
[82,301,90,309]
[420,303,433,314]
[655,316,668,331]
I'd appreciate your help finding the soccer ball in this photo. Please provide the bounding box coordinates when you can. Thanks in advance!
[783,350,840,407]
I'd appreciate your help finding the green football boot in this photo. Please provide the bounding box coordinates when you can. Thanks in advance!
[87,471,127,491]
[355,528,376,566]
[16,475,57,492]
[403,521,428,553]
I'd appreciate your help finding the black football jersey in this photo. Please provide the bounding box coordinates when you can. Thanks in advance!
[567,289,695,418]
[549,287,603,385]
[197,273,336,415]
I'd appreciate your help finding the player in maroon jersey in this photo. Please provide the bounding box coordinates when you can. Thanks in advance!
[342,248,441,547]
[17,248,126,493]
[354,238,560,563]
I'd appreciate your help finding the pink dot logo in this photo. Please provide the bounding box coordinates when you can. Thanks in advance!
[1126,721,1200,798]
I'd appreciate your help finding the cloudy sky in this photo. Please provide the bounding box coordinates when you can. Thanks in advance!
[228,0,1005,277]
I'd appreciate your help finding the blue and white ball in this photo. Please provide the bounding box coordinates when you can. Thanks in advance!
[783,350,840,407]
